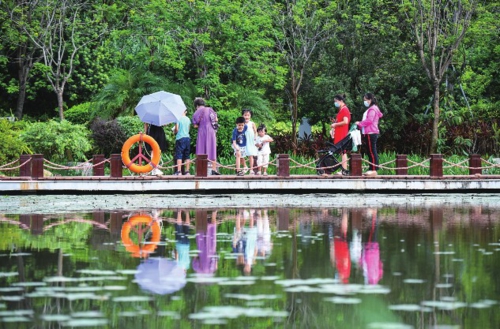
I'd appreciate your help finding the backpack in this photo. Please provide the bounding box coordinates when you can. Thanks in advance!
[207,107,219,132]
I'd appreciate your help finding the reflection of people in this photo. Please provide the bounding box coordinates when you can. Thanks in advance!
[174,109,191,176]
[330,208,351,283]
[355,93,383,177]
[192,211,218,274]
[174,210,191,272]
[361,208,383,285]
[192,97,219,175]
[330,94,351,176]
[233,209,258,275]
[256,209,272,257]
[144,123,168,175]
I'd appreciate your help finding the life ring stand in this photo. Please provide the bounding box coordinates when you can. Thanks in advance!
[121,133,161,174]
[121,214,161,258]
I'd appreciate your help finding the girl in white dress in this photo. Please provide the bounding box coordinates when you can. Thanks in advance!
[242,109,258,175]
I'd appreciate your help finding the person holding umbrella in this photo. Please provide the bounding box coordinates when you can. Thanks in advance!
[192,97,220,175]
[135,91,188,176]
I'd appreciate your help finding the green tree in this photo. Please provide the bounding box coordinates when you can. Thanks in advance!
[401,0,478,154]
[24,0,109,120]
[273,0,337,150]
[92,66,182,119]
[0,0,46,119]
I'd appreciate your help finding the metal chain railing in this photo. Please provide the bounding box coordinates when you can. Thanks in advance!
[0,158,31,171]
[2,154,500,177]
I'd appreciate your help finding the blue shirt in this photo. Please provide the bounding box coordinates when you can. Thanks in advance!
[232,125,248,147]
[176,116,191,140]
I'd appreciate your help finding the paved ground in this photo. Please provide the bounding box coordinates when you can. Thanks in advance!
[1,174,499,194]
[2,193,500,214]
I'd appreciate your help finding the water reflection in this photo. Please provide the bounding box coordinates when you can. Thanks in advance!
[0,204,500,328]
[121,213,161,258]
[330,208,351,283]
[193,210,218,275]
[360,208,383,285]
[174,209,191,272]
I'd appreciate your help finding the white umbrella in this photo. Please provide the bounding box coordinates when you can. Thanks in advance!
[135,258,187,295]
[135,91,187,126]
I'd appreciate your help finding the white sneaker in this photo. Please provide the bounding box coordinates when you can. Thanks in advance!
[363,170,377,177]
[152,168,163,176]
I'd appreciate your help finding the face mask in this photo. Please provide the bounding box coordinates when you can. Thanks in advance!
[334,102,340,108]
[364,101,370,107]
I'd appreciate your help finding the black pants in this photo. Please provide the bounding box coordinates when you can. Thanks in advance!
[361,134,379,171]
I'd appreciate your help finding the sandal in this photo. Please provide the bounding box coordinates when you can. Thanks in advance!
[237,170,244,176]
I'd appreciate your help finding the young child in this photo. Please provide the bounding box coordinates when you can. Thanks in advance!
[232,116,248,176]
[242,109,258,175]
[255,125,273,176]
[173,109,191,175]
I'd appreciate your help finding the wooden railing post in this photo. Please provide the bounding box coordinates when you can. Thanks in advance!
[31,154,44,179]
[349,153,362,177]
[31,214,44,235]
[196,154,208,177]
[20,154,31,177]
[430,154,443,177]
[93,154,105,176]
[109,211,123,236]
[93,211,105,224]
[469,154,482,175]
[277,208,290,231]
[430,208,443,231]
[277,154,290,177]
[110,154,123,178]
[396,154,408,175]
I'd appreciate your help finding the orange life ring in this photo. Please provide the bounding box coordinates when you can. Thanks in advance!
[121,214,161,258]
[121,133,161,174]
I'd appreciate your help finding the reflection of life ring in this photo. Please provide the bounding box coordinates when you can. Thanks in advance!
[121,133,161,174]
[121,214,161,258]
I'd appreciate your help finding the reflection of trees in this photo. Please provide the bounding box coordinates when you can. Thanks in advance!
[1,206,500,328]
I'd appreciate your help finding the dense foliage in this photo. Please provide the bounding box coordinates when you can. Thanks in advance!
[0,0,499,162]
[20,120,93,163]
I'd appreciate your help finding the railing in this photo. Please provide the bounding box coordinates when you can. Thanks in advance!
[0,153,499,179]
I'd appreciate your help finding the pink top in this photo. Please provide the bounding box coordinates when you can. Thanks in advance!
[357,105,383,134]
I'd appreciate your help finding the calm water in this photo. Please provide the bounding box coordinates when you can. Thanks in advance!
[1,198,500,329]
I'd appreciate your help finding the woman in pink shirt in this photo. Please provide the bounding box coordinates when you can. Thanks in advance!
[355,93,383,176]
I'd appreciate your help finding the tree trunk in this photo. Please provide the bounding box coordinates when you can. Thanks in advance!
[430,85,440,154]
[291,90,299,155]
[57,90,65,120]
[15,46,32,120]
[15,83,27,120]
[290,70,299,154]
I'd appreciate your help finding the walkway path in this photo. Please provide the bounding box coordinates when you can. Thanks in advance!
[1,174,499,194]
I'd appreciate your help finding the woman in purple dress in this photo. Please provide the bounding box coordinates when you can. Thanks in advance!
[192,211,218,275]
[192,97,220,175]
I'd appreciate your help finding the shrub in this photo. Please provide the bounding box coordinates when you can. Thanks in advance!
[116,116,146,138]
[0,119,31,176]
[90,118,128,157]
[20,120,93,162]
[65,102,95,125]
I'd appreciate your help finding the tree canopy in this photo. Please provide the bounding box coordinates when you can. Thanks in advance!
[0,0,499,156]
